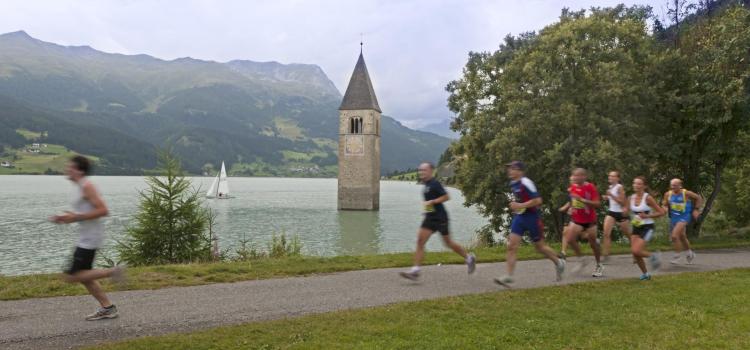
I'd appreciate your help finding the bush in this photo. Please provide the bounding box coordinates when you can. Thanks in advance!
[118,150,213,266]
[231,232,303,261]
[268,233,303,258]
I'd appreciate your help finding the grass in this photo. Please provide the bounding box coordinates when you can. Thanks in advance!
[1,236,749,301]
[16,128,42,140]
[89,268,750,350]
[0,142,98,174]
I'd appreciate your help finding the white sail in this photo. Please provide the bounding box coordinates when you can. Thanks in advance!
[217,161,230,199]
[206,173,220,198]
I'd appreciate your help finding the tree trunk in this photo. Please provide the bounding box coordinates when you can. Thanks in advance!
[692,160,724,237]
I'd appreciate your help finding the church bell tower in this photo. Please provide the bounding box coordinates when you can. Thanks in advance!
[337,49,381,210]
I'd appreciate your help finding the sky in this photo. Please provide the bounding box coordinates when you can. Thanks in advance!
[0,0,669,129]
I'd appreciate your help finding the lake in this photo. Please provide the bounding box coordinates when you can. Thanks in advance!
[0,176,489,275]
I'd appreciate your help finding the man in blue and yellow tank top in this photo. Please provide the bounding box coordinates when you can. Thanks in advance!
[661,178,703,265]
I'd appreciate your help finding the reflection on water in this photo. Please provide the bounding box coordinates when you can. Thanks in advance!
[337,211,381,255]
[0,176,488,275]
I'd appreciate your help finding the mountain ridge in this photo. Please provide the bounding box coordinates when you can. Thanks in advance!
[0,31,451,175]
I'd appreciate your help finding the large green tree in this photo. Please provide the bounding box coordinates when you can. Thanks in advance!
[448,6,658,238]
[447,3,750,239]
[646,4,750,232]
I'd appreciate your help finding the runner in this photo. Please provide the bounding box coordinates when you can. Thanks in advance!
[50,155,125,321]
[494,161,565,287]
[662,178,703,264]
[625,176,665,280]
[557,176,575,260]
[565,168,604,277]
[602,171,629,262]
[400,162,476,280]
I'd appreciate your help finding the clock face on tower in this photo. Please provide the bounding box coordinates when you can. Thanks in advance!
[344,135,364,155]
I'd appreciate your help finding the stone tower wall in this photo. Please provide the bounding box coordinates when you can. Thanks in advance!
[338,109,381,210]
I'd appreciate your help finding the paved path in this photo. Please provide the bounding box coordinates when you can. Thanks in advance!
[2,248,749,349]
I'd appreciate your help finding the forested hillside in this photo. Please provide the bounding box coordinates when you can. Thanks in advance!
[0,31,450,175]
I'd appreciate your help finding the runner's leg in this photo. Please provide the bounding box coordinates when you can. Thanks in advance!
[440,235,468,259]
[567,224,584,257]
[671,221,687,254]
[586,225,602,264]
[561,224,569,257]
[603,215,615,257]
[81,280,112,308]
[630,236,648,274]
[64,268,115,283]
[506,233,522,276]
[413,227,433,267]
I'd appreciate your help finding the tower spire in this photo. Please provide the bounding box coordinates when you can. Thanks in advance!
[360,33,363,54]
[339,48,381,113]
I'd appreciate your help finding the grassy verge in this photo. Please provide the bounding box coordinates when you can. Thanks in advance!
[90,268,750,350]
[2,237,749,301]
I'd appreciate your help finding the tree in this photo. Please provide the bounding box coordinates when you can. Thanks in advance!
[646,4,750,234]
[118,150,213,265]
[448,6,659,239]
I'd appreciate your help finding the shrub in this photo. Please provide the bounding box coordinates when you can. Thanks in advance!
[118,150,213,266]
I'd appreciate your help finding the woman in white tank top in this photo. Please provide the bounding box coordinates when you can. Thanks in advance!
[624,176,666,280]
[602,171,628,260]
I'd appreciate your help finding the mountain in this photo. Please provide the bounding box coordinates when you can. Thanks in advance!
[0,31,451,175]
[419,119,459,139]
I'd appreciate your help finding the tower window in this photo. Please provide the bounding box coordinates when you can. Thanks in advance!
[349,117,363,134]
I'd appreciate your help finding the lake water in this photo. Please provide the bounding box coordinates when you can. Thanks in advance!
[0,176,488,275]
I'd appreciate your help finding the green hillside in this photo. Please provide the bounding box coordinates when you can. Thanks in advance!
[0,31,451,175]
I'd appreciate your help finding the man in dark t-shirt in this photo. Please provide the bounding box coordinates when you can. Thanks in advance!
[400,162,476,280]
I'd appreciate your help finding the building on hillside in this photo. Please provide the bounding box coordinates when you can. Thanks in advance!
[337,48,381,211]
[1,161,13,168]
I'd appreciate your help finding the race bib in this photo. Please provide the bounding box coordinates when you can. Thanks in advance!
[670,203,686,212]
[515,207,526,215]
[572,198,586,209]
[631,216,644,227]
[424,204,435,213]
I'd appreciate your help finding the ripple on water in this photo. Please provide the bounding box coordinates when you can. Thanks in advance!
[0,176,488,275]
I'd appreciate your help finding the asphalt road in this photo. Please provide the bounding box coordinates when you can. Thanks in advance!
[2,248,749,349]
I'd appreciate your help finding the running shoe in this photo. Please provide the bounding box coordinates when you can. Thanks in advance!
[649,251,662,271]
[86,305,118,321]
[670,254,681,265]
[399,270,420,281]
[592,264,604,277]
[686,251,695,264]
[494,275,514,288]
[466,254,476,274]
[555,259,566,282]
[639,273,651,281]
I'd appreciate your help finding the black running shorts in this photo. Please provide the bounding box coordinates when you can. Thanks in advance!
[607,211,628,222]
[421,216,450,236]
[66,247,96,275]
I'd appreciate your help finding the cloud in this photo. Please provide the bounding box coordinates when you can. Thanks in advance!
[0,0,665,126]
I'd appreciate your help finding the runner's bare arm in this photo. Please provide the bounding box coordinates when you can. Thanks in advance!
[428,194,450,205]
[558,202,571,212]
[77,183,109,221]
[645,196,666,218]
[687,191,703,209]
[615,188,627,207]
[687,191,703,218]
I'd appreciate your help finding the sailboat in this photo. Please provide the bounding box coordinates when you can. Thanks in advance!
[206,161,230,199]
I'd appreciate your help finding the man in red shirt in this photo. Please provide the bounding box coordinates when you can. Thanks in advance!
[565,168,604,277]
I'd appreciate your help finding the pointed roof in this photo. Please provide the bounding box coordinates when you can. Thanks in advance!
[339,52,381,112]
